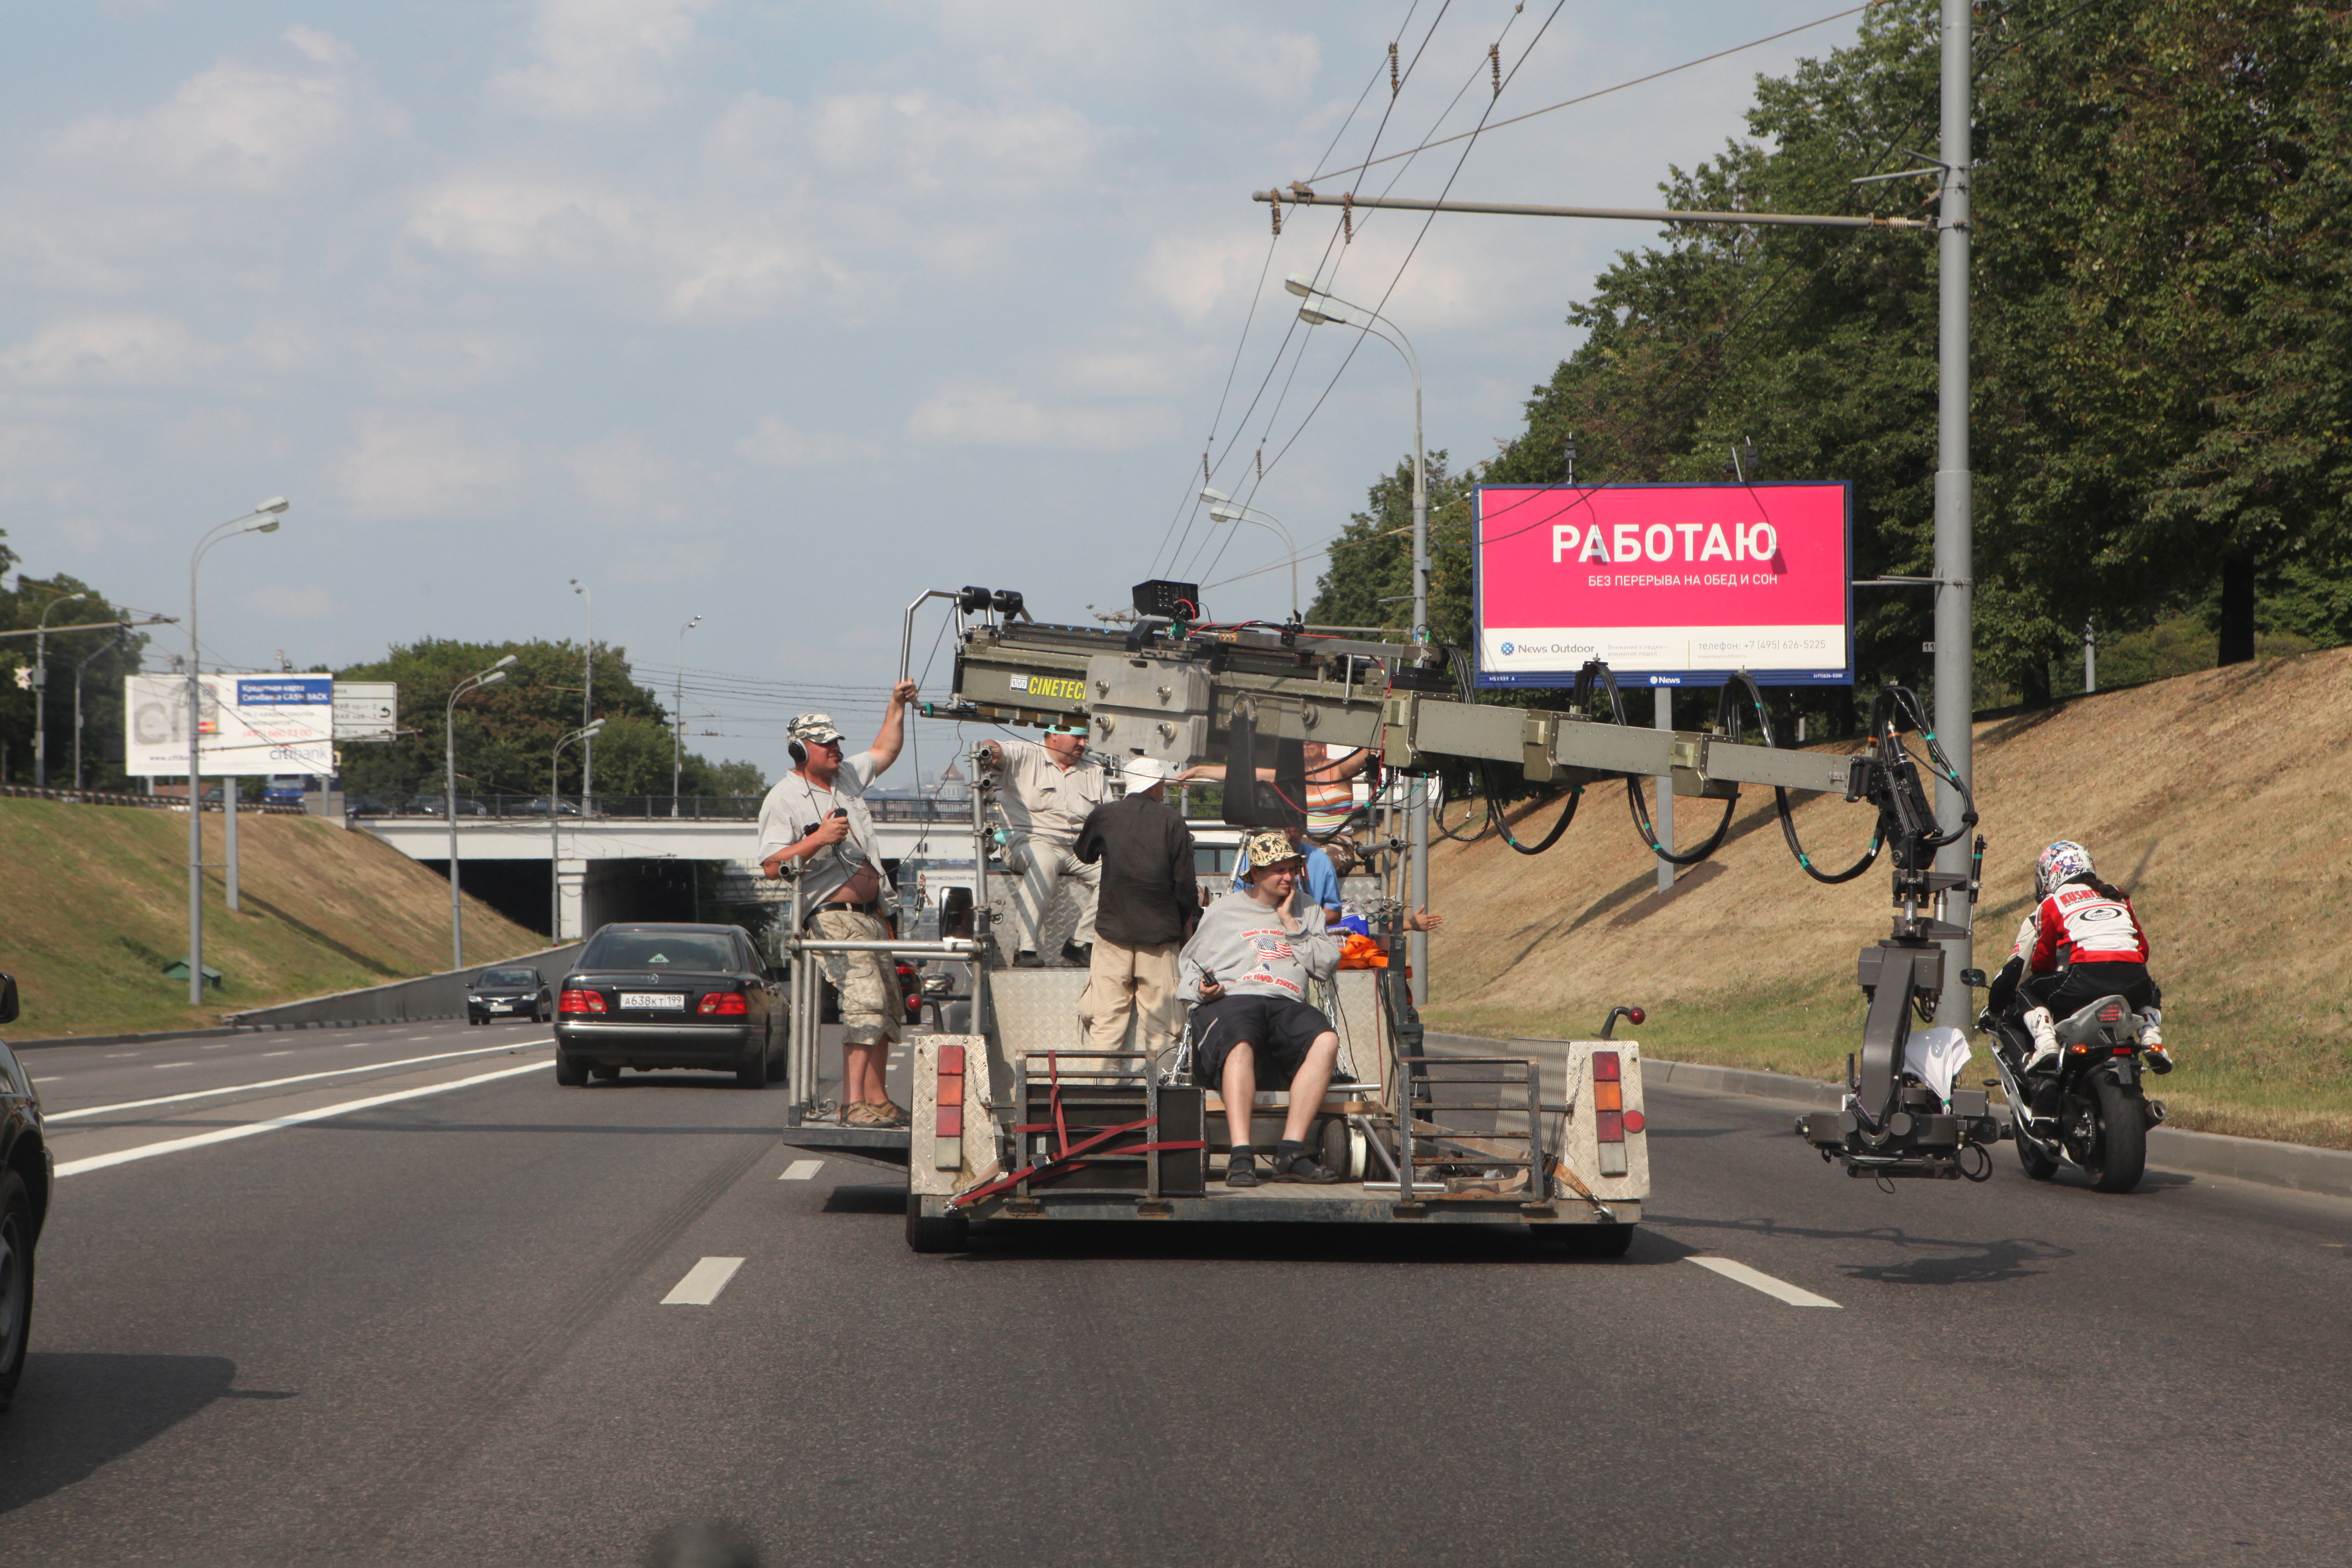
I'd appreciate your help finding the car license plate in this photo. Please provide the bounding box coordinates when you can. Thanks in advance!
[621,992,685,1011]
[488,1001,511,1011]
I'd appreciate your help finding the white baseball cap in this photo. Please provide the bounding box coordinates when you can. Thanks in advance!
[1119,756,1179,787]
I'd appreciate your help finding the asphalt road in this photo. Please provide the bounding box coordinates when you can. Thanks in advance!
[5,1019,2348,1566]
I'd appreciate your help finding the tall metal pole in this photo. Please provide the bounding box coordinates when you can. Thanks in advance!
[446,657,514,971]
[673,613,700,815]
[571,581,593,813]
[32,591,93,788]
[1930,0,1975,1029]
[1652,687,1675,894]
[188,556,207,1006]
[224,767,239,911]
[552,720,599,941]
[1406,355,1431,1003]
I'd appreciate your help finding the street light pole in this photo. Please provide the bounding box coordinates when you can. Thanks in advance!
[187,499,289,1006]
[569,580,593,814]
[1288,273,1431,1001]
[32,591,95,788]
[1929,0,1976,1029]
[73,628,126,791]
[672,613,701,816]
[445,654,516,970]
[552,718,603,941]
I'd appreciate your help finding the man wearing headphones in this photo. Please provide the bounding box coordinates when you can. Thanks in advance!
[757,680,918,1127]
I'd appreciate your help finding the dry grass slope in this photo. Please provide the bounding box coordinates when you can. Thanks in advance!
[0,801,548,1038]
[1427,647,2352,1148]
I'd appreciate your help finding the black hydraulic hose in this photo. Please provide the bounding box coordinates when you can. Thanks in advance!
[1729,668,1885,885]
[1480,761,1582,854]
[1573,660,1737,868]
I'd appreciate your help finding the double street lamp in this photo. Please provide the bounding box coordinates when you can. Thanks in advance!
[1286,272,1433,999]
[552,718,604,940]
[1197,490,1300,623]
[446,654,516,970]
[186,499,290,1006]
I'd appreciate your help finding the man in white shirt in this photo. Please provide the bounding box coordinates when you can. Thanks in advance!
[980,726,1106,966]
[757,681,917,1127]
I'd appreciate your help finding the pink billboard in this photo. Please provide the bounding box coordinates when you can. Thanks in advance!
[1473,482,1853,687]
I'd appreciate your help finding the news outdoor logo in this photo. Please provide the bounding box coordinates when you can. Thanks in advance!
[1471,482,1854,689]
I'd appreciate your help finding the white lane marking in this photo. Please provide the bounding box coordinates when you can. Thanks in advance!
[1685,1256,1841,1309]
[204,1043,234,1050]
[661,1257,745,1306]
[263,1050,297,1058]
[55,1060,549,1178]
[32,1078,60,1084]
[779,1159,824,1181]
[46,1040,554,1122]
[153,1063,195,1070]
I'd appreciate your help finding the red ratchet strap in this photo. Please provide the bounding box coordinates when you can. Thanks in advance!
[949,1051,1205,1210]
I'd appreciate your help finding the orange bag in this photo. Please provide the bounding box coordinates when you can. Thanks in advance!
[1338,932,1390,970]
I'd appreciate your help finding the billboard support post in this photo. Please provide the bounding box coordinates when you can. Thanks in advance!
[1653,688,1674,895]
[224,776,238,912]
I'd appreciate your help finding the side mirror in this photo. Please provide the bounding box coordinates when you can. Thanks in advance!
[1960,968,1987,988]
[0,973,15,1026]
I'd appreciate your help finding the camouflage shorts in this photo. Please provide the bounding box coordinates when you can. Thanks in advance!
[811,907,899,1046]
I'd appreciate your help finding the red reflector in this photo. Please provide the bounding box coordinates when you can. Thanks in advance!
[2112,1045,2133,1056]
[1592,1051,1621,1082]
[1622,1109,1646,1135]
[697,992,747,1015]
[1596,1110,1625,1143]
[940,1044,965,1074]
[557,988,605,1015]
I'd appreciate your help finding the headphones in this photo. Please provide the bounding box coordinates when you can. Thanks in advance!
[788,740,806,766]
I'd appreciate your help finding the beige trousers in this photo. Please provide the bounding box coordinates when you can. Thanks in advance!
[1082,937,1184,1054]
[810,907,899,1047]
[1005,833,1101,955]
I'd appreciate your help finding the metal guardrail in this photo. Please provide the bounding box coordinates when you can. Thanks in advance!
[344,793,977,823]
[0,784,302,815]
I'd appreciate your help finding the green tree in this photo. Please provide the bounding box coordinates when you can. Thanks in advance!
[333,638,763,802]
[0,542,155,789]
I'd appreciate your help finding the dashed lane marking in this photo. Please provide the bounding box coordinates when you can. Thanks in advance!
[153,1063,195,1070]
[48,1041,554,1123]
[263,1050,297,1057]
[661,1257,744,1306]
[1685,1256,1841,1308]
[779,1159,824,1181]
[54,1060,549,1177]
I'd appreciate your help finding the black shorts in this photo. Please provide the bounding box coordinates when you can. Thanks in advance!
[1190,993,1334,1089]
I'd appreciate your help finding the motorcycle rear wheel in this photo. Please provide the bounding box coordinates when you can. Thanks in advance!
[2083,1074,2148,1193]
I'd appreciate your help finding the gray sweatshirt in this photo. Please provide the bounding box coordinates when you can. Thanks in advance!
[1177,890,1339,1003]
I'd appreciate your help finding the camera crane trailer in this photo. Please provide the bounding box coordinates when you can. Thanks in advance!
[774,587,1997,1253]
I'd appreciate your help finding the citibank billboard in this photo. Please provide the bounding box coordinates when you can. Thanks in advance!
[1472,482,1854,688]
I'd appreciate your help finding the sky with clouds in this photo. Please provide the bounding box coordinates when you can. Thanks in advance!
[2,0,1867,779]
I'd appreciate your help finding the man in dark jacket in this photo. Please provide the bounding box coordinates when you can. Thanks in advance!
[1073,756,1196,1053]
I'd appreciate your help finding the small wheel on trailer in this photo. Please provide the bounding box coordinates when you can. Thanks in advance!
[1552,1223,1635,1259]
[554,1050,588,1087]
[1318,1117,1352,1180]
[906,1193,970,1254]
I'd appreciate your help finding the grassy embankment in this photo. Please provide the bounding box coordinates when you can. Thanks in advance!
[0,799,547,1038]
[1426,647,2352,1149]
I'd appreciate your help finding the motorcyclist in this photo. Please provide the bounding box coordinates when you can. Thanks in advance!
[1986,841,2168,1087]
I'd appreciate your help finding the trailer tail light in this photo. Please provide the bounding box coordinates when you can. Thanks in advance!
[1594,1050,1630,1176]
[557,988,605,1015]
[697,991,748,1015]
[934,1044,966,1172]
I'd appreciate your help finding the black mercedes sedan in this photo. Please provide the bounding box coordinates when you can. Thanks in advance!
[467,965,552,1024]
[553,924,781,1088]
[0,974,51,1411]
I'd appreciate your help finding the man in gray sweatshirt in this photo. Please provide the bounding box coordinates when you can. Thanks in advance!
[1178,828,1345,1186]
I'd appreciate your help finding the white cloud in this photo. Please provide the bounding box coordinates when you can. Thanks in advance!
[2,315,219,387]
[335,411,524,518]
[735,417,880,470]
[283,25,356,67]
[44,49,396,193]
[908,383,1175,451]
[487,0,718,125]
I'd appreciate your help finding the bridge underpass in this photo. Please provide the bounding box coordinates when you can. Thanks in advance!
[354,809,964,941]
